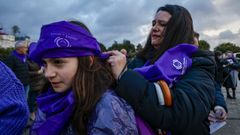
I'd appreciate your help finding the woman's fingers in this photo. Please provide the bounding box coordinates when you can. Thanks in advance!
[105,50,127,79]
[120,49,127,56]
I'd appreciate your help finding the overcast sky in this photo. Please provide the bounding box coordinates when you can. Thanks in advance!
[0,0,240,50]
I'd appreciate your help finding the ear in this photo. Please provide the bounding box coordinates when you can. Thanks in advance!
[89,56,94,66]
[193,37,199,46]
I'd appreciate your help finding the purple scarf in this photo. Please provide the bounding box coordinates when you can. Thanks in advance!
[32,88,75,135]
[134,43,198,87]
[12,50,26,63]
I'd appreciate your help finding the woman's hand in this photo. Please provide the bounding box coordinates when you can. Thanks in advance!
[214,106,227,121]
[208,106,227,123]
[105,50,127,79]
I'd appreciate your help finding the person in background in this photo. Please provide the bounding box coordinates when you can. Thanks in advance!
[107,4,216,135]
[222,51,239,99]
[0,61,29,134]
[194,33,228,123]
[30,20,138,135]
[208,51,228,122]
[0,53,4,61]
[3,40,30,98]
[193,31,200,46]
[27,42,48,121]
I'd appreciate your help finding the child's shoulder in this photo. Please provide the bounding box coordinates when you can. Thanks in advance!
[98,90,123,105]
[95,90,133,112]
[88,90,138,135]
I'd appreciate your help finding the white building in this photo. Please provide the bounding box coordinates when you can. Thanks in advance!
[0,34,15,48]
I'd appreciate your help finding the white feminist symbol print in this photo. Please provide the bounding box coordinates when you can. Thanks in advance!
[54,37,71,47]
[172,59,182,70]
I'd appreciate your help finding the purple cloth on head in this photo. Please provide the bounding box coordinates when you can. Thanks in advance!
[134,43,198,86]
[28,42,37,54]
[29,21,109,65]
[31,88,75,135]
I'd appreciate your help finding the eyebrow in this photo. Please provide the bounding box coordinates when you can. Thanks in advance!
[154,19,168,23]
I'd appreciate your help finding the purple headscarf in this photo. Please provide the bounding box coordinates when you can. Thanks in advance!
[28,42,37,53]
[29,21,108,65]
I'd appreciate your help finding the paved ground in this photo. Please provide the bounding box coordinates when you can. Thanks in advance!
[213,81,240,135]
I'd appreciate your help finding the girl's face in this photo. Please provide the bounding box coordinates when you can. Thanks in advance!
[151,10,172,49]
[43,57,78,93]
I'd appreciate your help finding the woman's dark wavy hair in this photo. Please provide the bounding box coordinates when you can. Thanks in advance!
[137,4,195,63]
[69,20,116,135]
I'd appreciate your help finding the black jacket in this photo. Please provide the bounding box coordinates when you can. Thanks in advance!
[27,60,47,92]
[116,50,216,135]
[3,53,29,85]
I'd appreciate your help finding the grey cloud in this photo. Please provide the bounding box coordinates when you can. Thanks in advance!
[185,0,219,30]
[0,0,239,49]
[93,0,155,46]
[92,0,178,46]
[200,29,240,50]
[219,30,239,39]
[0,0,106,40]
[218,0,240,16]
[193,0,240,31]
[186,0,216,15]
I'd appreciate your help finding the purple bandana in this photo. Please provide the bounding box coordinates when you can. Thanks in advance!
[134,43,198,86]
[12,50,27,63]
[29,21,108,65]
[28,42,37,54]
[31,88,75,135]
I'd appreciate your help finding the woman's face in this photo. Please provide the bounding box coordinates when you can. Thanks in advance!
[43,57,78,93]
[151,10,172,49]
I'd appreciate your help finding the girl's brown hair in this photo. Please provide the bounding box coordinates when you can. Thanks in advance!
[71,57,115,134]
[69,21,115,134]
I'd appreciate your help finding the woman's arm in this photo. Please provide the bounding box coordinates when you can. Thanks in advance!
[116,65,215,131]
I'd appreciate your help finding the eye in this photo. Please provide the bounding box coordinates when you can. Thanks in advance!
[158,20,168,27]
[53,59,64,65]
[152,20,168,27]
[160,23,167,27]
[152,20,156,26]
[42,61,47,68]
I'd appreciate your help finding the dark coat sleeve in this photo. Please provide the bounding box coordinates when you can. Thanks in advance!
[115,56,216,134]
[127,57,146,69]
